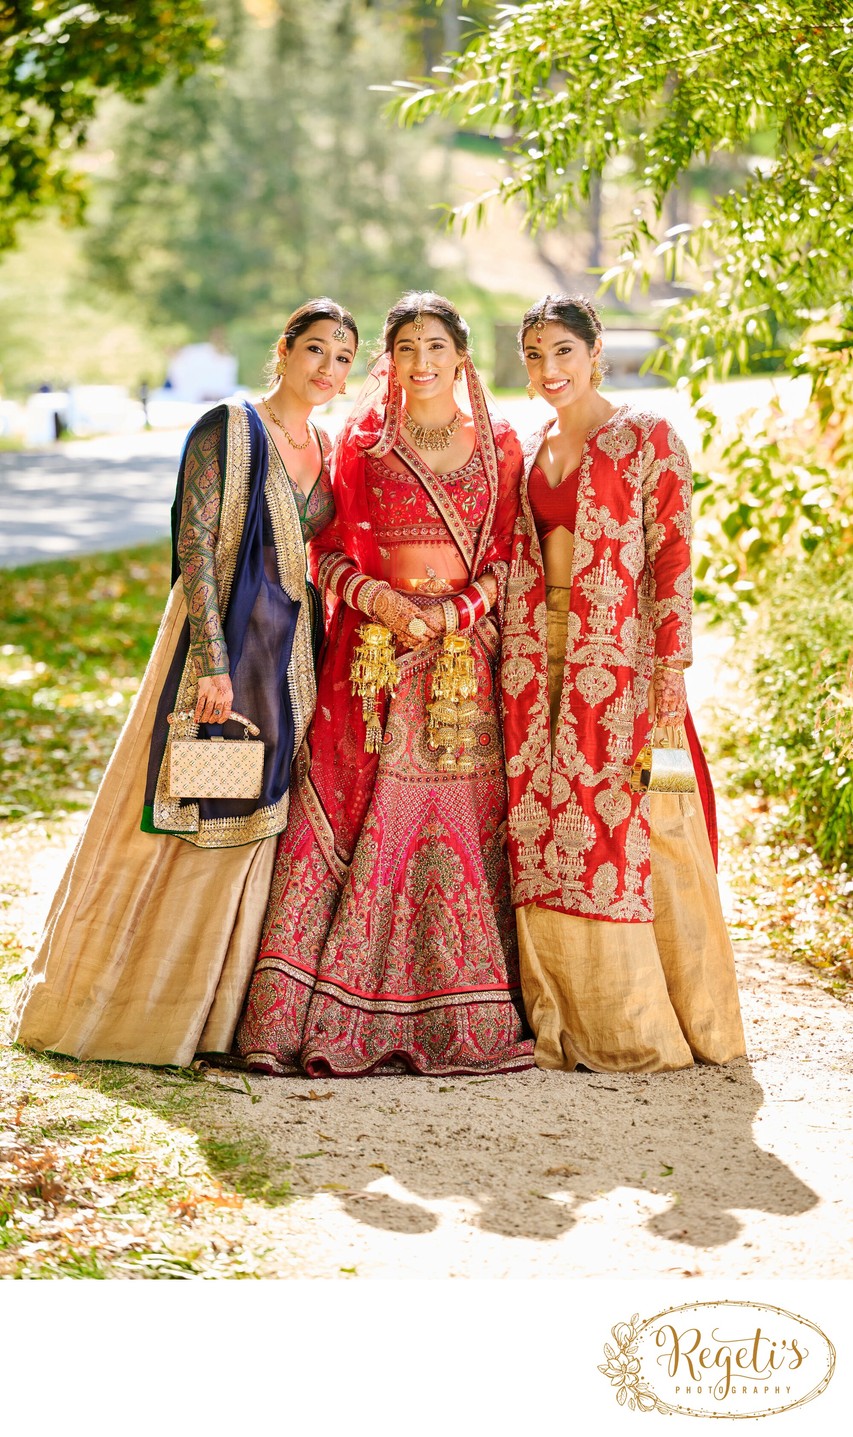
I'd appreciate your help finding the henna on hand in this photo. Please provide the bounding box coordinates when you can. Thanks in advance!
[373,589,434,648]
[195,672,234,725]
[419,603,447,637]
[648,667,687,726]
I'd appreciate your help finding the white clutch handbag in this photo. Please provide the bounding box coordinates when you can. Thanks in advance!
[166,710,264,800]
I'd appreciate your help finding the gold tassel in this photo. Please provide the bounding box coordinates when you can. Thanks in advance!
[427,633,479,773]
[350,623,400,753]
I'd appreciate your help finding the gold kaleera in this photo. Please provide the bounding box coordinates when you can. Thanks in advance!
[350,623,400,753]
[427,633,478,773]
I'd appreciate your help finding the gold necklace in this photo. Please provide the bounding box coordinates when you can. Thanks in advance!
[404,409,462,451]
[261,397,312,450]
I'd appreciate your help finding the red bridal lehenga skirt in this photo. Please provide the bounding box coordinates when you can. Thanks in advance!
[235,633,534,1077]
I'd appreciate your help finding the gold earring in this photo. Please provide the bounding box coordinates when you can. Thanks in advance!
[339,382,347,395]
[526,382,536,400]
[591,357,603,388]
[275,355,287,377]
[455,363,465,382]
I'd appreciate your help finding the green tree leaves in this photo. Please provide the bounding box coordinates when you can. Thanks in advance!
[0,1,216,249]
[389,0,853,385]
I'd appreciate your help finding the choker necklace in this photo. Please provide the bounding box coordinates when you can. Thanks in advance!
[261,397,311,449]
[404,409,462,451]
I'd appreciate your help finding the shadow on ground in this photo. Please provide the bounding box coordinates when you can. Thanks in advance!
[49,1053,818,1251]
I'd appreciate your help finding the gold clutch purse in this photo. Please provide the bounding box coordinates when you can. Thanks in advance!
[167,710,264,800]
[630,728,696,794]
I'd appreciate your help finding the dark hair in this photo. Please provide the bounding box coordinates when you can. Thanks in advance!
[518,293,603,353]
[264,297,358,382]
[383,291,470,355]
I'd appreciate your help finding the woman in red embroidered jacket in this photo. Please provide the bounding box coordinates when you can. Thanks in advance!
[501,294,745,1073]
[235,292,534,1076]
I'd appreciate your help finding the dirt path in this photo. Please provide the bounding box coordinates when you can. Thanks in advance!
[3,813,851,1280]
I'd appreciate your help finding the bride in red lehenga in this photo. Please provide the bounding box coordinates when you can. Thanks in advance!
[235,292,534,1076]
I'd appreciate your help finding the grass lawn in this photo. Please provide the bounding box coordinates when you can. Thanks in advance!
[0,541,172,821]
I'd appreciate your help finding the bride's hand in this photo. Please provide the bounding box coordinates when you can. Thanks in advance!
[373,590,441,648]
[419,603,447,637]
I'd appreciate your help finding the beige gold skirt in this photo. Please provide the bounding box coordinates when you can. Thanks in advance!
[11,583,276,1067]
[516,586,746,1073]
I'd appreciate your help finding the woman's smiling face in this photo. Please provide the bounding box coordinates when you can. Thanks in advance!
[279,319,355,404]
[523,321,601,411]
[392,317,462,403]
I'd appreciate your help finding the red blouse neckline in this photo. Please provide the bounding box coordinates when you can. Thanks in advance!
[530,460,580,491]
[528,461,580,542]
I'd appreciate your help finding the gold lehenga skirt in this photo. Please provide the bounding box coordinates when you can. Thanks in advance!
[516,586,746,1073]
[11,584,276,1067]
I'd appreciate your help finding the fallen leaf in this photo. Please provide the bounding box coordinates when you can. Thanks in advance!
[288,1090,334,1102]
[545,1164,581,1178]
[369,1162,389,1173]
[539,1132,566,1139]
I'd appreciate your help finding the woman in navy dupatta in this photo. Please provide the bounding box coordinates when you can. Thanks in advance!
[12,300,358,1067]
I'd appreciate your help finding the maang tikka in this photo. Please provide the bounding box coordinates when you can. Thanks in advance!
[412,302,425,336]
[332,307,348,343]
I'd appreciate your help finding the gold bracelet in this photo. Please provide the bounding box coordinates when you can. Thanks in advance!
[654,661,685,674]
[441,598,459,633]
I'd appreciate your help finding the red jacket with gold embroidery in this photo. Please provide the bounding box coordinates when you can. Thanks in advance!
[500,406,693,923]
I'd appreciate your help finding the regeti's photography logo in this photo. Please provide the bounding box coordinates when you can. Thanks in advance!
[599,1300,836,1419]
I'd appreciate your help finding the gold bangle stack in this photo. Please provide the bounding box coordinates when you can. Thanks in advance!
[441,599,459,634]
[362,579,390,619]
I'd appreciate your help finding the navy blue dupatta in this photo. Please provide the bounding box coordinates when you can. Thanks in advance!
[142,401,302,841]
